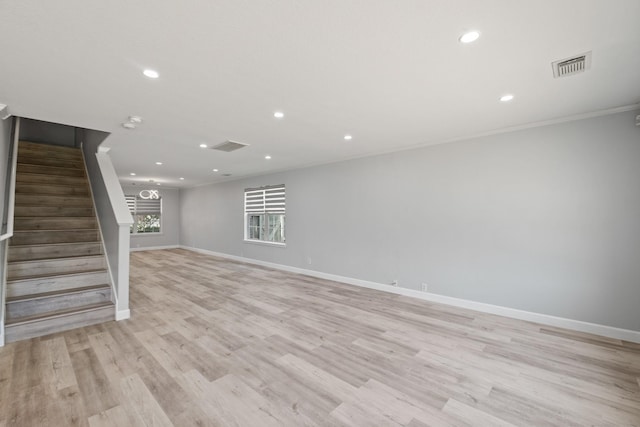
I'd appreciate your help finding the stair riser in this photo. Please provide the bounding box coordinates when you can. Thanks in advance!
[17,163,85,177]
[18,147,82,160]
[8,257,106,280]
[15,194,93,207]
[7,288,111,320]
[19,141,81,155]
[16,183,89,196]
[14,218,97,231]
[10,230,99,245]
[17,173,87,186]
[7,271,110,298]
[17,156,84,169]
[8,243,103,262]
[17,153,82,164]
[5,306,115,343]
[14,206,95,217]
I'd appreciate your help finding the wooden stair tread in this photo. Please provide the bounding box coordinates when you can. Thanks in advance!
[16,163,86,177]
[15,194,92,199]
[6,284,111,303]
[16,172,86,183]
[17,161,84,169]
[8,242,102,250]
[17,162,84,171]
[16,182,89,196]
[7,267,108,282]
[5,302,114,326]
[11,228,99,232]
[7,269,108,283]
[13,217,98,231]
[16,181,88,188]
[13,206,95,216]
[7,242,102,262]
[8,254,105,265]
[9,229,100,246]
[11,228,99,233]
[19,140,81,151]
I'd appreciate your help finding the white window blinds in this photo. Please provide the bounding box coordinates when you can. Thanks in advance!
[126,195,162,215]
[244,185,285,214]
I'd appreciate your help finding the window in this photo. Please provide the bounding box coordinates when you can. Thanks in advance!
[126,193,162,234]
[244,185,285,244]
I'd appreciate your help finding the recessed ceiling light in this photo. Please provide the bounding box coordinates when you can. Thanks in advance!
[122,122,136,130]
[500,94,515,102]
[199,143,207,148]
[143,69,159,79]
[212,168,219,172]
[265,155,272,160]
[274,111,284,119]
[157,183,161,186]
[130,172,136,176]
[155,161,163,165]
[179,177,185,180]
[344,135,353,141]
[129,116,143,124]
[459,31,480,44]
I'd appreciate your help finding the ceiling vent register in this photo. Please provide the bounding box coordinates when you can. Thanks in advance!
[552,51,592,78]
[210,140,250,152]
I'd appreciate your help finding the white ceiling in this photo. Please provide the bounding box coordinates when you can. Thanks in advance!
[1,0,639,188]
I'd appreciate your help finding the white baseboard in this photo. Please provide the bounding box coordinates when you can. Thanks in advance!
[130,245,179,252]
[116,309,131,321]
[180,245,640,344]
[0,332,4,347]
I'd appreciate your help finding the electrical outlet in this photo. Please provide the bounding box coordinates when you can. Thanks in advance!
[421,283,428,292]
[391,280,398,287]
[307,257,312,265]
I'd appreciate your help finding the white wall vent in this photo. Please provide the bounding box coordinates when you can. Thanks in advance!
[552,51,592,78]
[210,140,249,152]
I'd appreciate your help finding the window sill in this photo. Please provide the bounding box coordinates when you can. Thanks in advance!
[131,232,164,237]
[243,239,286,248]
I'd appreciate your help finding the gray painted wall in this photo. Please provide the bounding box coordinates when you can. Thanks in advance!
[122,186,180,248]
[20,118,77,147]
[180,110,640,332]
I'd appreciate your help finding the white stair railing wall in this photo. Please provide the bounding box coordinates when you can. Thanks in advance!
[0,115,20,347]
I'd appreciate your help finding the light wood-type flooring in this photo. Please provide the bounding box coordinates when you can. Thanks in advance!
[1,248,639,426]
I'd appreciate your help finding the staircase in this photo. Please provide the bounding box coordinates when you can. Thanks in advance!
[4,141,114,342]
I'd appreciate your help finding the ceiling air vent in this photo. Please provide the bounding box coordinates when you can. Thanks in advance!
[552,51,591,78]
[210,140,249,152]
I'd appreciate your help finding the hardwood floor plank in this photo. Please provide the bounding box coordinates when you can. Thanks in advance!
[443,398,517,427]
[331,379,457,427]
[87,405,146,427]
[45,336,78,391]
[69,348,119,417]
[119,374,174,427]
[1,248,639,426]
[54,385,90,427]
[183,371,286,427]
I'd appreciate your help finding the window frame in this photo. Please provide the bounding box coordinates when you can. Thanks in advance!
[125,193,163,235]
[243,185,286,247]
